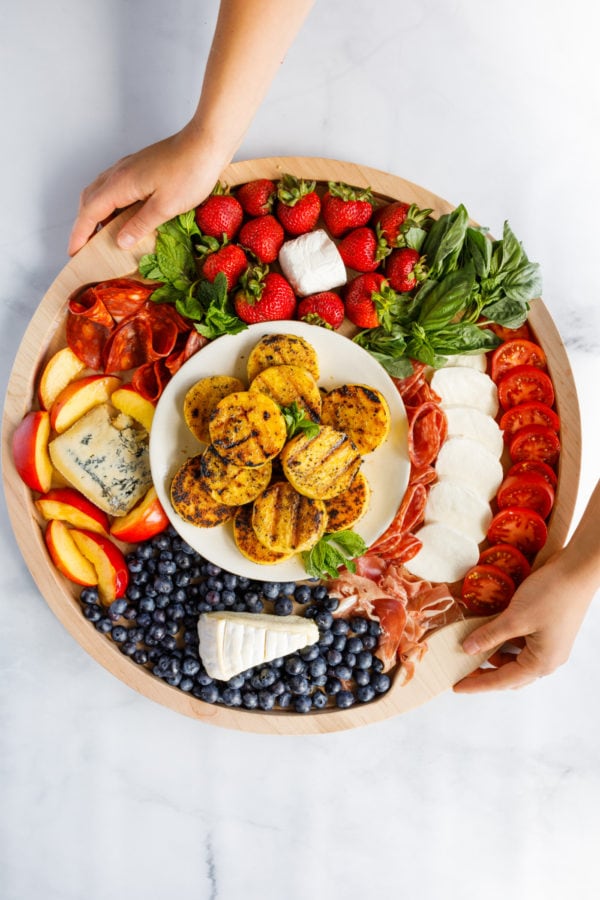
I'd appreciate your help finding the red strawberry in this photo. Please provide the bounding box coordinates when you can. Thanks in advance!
[322,182,373,237]
[234,267,296,324]
[374,201,431,248]
[344,273,399,330]
[201,243,248,291]
[337,226,390,273]
[297,292,345,330]
[276,174,321,235]
[238,214,284,264]
[195,183,243,240]
[385,248,427,292]
[236,179,276,217]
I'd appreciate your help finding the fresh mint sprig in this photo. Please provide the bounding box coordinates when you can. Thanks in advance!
[280,401,320,439]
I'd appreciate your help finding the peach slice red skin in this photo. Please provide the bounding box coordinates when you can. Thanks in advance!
[110,487,169,543]
[44,519,98,587]
[49,374,121,434]
[35,487,110,535]
[71,529,129,605]
[12,410,54,493]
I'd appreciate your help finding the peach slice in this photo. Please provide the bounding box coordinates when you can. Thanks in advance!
[110,486,169,543]
[111,384,155,432]
[36,487,110,535]
[44,519,98,587]
[38,347,86,410]
[71,529,129,605]
[12,410,54,493]
[50,374,121,434]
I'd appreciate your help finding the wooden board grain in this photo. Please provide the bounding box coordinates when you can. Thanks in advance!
[1,157,581,733]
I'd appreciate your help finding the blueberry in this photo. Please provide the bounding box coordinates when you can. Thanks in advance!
[354,669,371,687]
[155,593,171,609]
[205,590,221,607]
[147,624,166,642]
[312,690,328,709]
[164,619,179,636]
[368,621,382,637]
[127,557,144,574]
[270,679,286,696]
[299,644,320,662]
[258,691,276,711]
[303,605,318,619]
[294,695,312,714]
[152,534,171,551]
[223,573,238,590]
[80,588,99,605]
[355,650,373,670]
[160,635,178,652]
[315,610,333,630]
[204,563,222,577]
[278,692,293,708]
[221,687,242,707]
[332,634,347,652]
[128,627,144,643]
[196,670,214,687]
[95,617,112,634]
[294,585,311,604]
[308,657,327,678]
[174,572,191,588]
[318,631,335,649]
[289,675,310,695]
[336,690,355,709]
[346,636,363,654]
[311,585,328,601]
[228,674,245,690]
[371,657,384,674]
[83,605,102,622]
[182,657,201,677]
[325,677,342,696]
[361,634,378,650]
[274,596,293,616]
[111,625,128,643]
[222,590,237,607]
[322,596,340,612]
[284,656,305,676]
[357,684,376,703]
[154,576,173,594]
[120,641,137,657]
[179,677,194,692]
[139,596,156,613]
[133,649,148,666]
[136,543,154,560]
[326,649,342,667]
[344,652,357,668]
[242,690,259,709]
[137,612,152,628]
[334,664,352,681]
[350,616,369,634]
[251,667,277,689]
[152,609,167,624]
[198,684,220,704]
[108,598,127,619]
[371,673,391,693]
[332,619,349,635]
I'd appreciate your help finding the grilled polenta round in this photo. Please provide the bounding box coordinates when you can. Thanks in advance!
[252,482,327,553]
[320,384,391,454]
[170,455,236,527]
[184,375,245,443]
[323,471,371,532]
[280,426,362,500]
[233,504,293,564]
[249,364,321,422]
[200,444,271,506]
[247,333,320,382]
[209,391,287,467]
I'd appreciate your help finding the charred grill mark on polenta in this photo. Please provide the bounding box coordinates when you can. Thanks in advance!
[170,455,236,527]
[249,364,322,422]
[251,482,327,553]
[323,471,371,531]
[208,391,287,467]
[200,445,271,506]
[280,426,362,500]
[246,333,320,382]
[320,384,391,454]
[184,375,245,443]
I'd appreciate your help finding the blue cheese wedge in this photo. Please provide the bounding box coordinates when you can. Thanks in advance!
[278,229,347,296]
[48,403,152,516]
[198,611,319,681]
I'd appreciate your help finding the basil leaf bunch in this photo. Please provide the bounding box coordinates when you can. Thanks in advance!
[138,212,246,339]
[302,530,368,580]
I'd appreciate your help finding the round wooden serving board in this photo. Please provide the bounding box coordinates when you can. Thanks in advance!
[1,157,581,734]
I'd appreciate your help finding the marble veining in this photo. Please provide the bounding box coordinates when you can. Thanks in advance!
[1,1,599,898]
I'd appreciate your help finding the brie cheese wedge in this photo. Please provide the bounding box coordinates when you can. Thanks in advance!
[278,229,347,296]
[198,611,319,681]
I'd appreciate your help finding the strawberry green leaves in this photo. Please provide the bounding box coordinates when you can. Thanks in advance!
[302,530,368,580]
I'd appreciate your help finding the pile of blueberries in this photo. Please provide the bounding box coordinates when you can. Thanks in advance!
[79,526,392,713]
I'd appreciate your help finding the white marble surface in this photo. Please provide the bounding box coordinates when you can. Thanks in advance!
[1,1,599,897]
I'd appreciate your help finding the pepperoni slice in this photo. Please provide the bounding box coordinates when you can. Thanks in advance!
[65,312,110,369]
[370,483,427,552]
[408,463,437,486]
[68,285,114,329]
[131,360,171,403]
[165,330,207,375]
[103,315,154,373]
[376,533,422,563]
[90,278,156,318]
[408,401,447,468]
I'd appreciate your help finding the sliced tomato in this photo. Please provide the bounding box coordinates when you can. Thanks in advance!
[507,459,558,489]
[497,472,555,518]
[487,507,548,556]
[497,365,555,410]
[500,401,560,440]
[491,339,547,382]
[461,564,516,614]
[509,424,561,466]
[478,543,531,584]
[488,322,532,343]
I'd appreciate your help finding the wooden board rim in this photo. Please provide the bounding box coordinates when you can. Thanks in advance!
[1,156,581,733]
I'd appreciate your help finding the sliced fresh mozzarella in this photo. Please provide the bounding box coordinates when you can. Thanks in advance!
[444,405,504,459]
[424,480,492,543]
[435,436,503,502]
[278,228,347,296]
[430,367,499,417]
[198,611,319,681]
[404,523,479,583]
[439,353,488,373]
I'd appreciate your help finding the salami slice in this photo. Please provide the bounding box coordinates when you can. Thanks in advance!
[369,483,427,552]
[131,360,171,402]
[65,312,110,369]
[68,285,114,329]
[103,315,154,373]
[407,401,447,468]
[165,330,207,375]
[392,362,427,402]
[91,278,156,319]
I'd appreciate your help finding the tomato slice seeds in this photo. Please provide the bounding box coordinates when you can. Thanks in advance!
[491,339,547,383]
[496,471,555,518]
[509,424,561,466]
[507,459,558,489]
[500,401,560,439]
[461,564,516,614]
[487,507,548,556]
[497,365,555,410]
[478,543,531,584]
